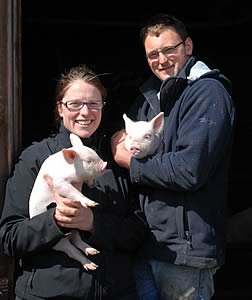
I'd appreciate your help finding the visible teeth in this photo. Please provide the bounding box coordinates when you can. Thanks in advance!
[76,120,92,125]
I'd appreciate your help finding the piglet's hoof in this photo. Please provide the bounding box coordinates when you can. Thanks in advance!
[85,247,100,256]
[84,262,98,271]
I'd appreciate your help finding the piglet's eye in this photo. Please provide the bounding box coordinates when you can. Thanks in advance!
[144,134,152,140]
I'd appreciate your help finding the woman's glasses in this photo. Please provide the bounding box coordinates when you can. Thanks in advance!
[58,99,105,112]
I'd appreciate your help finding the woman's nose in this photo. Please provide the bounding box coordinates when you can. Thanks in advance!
[79,104,89,114]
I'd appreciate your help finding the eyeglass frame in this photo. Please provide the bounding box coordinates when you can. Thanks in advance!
[146,39,186,61]
[58,99,106,112]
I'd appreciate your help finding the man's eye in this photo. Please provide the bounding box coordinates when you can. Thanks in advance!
[148,52,158,59]
[162,47,173,55]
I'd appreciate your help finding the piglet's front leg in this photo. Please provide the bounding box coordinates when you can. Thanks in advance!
[55,182,98,207]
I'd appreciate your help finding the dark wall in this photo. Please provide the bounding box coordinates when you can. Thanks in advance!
[19,2,252,298]
[22,2,252,216]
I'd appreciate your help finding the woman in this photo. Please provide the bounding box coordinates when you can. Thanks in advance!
[0,65,147,300]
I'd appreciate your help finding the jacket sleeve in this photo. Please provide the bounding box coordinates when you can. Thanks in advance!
[129,78,235,191]
[86,166,148,252]
[0,146,66,257]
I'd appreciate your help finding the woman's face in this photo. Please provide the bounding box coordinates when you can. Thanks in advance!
[58,79,103,138]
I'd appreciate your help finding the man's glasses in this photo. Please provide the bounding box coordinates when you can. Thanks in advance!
[146,39,186,61]
[58,99,105,112]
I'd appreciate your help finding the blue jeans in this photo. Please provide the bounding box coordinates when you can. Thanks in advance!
[134,259,216,300]
[134,260,159,300]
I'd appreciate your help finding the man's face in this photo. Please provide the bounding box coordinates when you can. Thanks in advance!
[145,28,193,81]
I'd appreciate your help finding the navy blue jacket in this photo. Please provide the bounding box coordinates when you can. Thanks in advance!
[0,124,147,299]
[128,57,235,268]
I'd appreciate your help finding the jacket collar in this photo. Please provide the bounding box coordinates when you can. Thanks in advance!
[58,122,102,151]
[139,57,197,109]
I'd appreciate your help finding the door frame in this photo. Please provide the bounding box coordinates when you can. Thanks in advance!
[0,0,22,298]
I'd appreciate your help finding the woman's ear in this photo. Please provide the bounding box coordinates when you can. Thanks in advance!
[57,103,63,117]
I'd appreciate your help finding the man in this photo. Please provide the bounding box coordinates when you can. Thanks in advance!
[111,13,235,300]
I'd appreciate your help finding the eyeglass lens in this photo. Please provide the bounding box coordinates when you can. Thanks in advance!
[147,40,185,60]
[62,100,104,111]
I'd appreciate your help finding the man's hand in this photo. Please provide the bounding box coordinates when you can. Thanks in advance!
[44,175,94,232]
[111,129,132,169]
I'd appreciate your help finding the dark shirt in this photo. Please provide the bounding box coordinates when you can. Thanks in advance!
[128,57,235,269]
[0,124,147,299]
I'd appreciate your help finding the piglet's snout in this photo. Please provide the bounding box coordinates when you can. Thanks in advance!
[130,145,141,155]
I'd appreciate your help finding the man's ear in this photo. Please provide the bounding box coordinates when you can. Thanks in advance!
[185,37,193,56]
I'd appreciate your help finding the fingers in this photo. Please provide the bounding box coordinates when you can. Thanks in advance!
[54,206,78,226]
[111,131,127,158]
[55,201,80,219]
[111,129,126,143]
[44,174,54,190]
[55,206,94,231]
[56,216,80,228]
[43,175,94,231]
[55,213,78,225]
[60,198,81,208]
[55,201,85,218]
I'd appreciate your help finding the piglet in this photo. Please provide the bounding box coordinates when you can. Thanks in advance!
[29,133,107,270]
[123,112,164,158]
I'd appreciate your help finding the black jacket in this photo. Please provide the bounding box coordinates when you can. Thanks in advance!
[0,124,147,299]
[128,57,235,269]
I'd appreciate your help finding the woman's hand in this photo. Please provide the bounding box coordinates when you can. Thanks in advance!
[44,175,94,232]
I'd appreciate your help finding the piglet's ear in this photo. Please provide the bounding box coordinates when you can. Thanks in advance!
[151,112,164,135]
[123,113,134,134]
[62,149,77,164]
[69,133,83,147]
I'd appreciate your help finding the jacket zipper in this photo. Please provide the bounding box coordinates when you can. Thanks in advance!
[185,230,193,249]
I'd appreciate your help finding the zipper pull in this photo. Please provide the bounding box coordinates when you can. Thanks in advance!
[185,231,193,249]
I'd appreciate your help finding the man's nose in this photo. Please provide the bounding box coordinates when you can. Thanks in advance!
[158,51,168,63]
